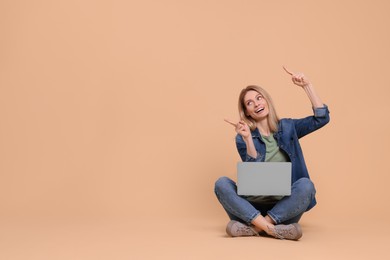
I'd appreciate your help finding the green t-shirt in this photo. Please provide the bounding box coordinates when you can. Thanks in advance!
[245,134,289,204]
[262,134,290,162]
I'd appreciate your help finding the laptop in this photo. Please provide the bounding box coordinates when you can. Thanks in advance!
[237,162,292,196]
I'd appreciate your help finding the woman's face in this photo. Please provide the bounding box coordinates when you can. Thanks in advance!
[243,90,269,121]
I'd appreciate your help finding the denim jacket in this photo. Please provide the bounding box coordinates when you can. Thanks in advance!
[235,105,330,211]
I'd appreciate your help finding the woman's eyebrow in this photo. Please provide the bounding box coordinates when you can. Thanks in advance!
[245,94,262,103]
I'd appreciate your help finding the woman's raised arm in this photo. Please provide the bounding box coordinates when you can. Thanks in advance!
[283,66,324,109]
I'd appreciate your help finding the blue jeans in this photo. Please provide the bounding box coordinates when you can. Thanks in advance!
[214,176,316,225]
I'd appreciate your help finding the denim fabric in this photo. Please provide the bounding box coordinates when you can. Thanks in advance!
[235,105,330,211]
[215,176,316,224]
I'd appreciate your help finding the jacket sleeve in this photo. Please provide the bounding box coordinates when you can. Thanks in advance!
[292,105,330,139]
[235,134,263,162]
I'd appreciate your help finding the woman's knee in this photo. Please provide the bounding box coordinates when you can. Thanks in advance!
[214,176,234,195]
[294,178,316,196]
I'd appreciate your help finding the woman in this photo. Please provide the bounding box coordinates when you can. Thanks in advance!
[215,67,330,240]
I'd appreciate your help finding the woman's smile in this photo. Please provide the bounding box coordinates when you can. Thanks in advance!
[255,107,265,114]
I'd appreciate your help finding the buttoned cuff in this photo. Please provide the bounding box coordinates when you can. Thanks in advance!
[313,104,329,118]
[245,152,263,162]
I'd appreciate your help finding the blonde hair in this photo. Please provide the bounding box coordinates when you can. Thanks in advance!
[238,85,280,132]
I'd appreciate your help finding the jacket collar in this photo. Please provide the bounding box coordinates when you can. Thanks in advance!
[251,127,261,138]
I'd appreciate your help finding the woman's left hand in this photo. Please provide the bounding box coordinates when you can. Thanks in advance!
[283,66,311,88]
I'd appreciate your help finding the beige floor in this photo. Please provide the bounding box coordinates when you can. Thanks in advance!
[1,212,389,260]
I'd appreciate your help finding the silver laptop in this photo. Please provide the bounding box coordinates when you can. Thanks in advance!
[237,162,292,196]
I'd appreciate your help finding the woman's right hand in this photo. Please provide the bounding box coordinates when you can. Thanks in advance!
[225,118,257,159]
[224,119,252,140]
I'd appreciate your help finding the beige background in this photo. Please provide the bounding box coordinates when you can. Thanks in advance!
[1,0,390,259]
